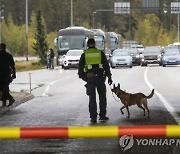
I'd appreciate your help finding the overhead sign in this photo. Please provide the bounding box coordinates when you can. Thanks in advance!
[171,2,180,14]
[142,0,160,13]
[114,2,130,14]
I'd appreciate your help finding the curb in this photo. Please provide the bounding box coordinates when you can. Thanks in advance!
[0,94,34,114]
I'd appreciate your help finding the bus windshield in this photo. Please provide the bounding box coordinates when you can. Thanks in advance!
[58,35,85,51]
[94,36,105,51]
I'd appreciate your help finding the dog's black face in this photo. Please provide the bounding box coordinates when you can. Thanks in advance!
[111,83,120,95]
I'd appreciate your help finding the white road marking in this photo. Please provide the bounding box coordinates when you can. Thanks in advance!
[144,67,180,124]
[42,74,76,97]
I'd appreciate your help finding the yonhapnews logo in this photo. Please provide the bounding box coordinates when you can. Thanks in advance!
[119,135,180,151]
[119,134,134,151]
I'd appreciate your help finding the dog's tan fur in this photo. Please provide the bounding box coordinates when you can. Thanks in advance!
[111,83,154,118]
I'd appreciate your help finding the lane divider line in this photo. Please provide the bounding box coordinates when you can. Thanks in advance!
[144,67,180,124]
[1,125,180,138]
[42,74,76,97]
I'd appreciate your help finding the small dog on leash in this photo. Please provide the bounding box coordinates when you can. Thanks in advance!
[111,83,154,118]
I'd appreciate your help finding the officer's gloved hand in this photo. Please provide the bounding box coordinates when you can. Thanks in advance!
[12,74,16,79]
[108,78,113,85]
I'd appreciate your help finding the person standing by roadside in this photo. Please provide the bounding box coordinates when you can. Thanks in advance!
[46,49,51,69]
[50,48,54,69]
[0,43,16,107]
[78,38,113,123]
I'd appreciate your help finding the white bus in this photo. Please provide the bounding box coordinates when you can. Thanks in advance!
[55,26,94,66]
[107,32,122,52]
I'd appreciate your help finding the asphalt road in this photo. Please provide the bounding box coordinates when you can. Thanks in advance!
[1,65,180,153]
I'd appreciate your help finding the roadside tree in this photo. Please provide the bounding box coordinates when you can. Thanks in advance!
[32,9,48,65]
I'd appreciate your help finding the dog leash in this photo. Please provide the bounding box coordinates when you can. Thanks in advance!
[109,84,121,103]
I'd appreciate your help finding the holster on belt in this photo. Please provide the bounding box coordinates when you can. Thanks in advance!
[86,72,104,78]
[86,72,94,78]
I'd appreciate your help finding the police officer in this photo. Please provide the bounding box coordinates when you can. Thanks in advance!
[0,43,16,107]
[78,38,113,123]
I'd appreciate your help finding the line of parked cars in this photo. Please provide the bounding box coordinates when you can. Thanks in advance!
[59,42,180,69]
[109,43,180,68]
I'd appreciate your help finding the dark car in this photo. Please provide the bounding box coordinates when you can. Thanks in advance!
[128,48,141,65]
[162,49,180,67]
[141,46,162,66]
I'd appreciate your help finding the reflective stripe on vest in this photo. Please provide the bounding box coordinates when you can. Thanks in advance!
[84,48,103,72]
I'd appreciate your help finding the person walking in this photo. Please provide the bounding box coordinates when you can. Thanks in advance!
[0,43,16,107]
[78,38,113,123]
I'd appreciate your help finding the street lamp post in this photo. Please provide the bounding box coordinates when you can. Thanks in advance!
[178,13,180,42]
[163,10,168,30]
[92,9,113,29]
[171,1,180,42]
[71,0,73,27]
[163,3,168,30]
[25,0,28,61]
[93,11,96,28]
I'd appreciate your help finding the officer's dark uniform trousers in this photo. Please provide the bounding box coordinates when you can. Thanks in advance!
[0,50,15,103]
[0,73,12,102]
[86,76,107,119]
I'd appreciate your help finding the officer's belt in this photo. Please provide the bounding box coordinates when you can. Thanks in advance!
[86,72,103,78]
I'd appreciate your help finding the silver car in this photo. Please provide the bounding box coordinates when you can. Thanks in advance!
[110,49,132,68]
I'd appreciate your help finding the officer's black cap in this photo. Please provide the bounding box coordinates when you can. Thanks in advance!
[0,43,6,50]
[87,38,95,45]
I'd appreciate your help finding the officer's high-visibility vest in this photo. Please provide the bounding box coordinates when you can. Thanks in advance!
[84,48,103,72]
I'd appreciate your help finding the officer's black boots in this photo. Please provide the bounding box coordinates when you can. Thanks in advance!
[90,118,97,123]
[2,101,6,106]
[2,98,15,107]
[91,116,109,123]
[99,116,109,121]
[8,98,15,107]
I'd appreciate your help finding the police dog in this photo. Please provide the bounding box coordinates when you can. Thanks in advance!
[111,83,154,118]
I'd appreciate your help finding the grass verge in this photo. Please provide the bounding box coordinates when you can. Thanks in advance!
[15,60,45,72]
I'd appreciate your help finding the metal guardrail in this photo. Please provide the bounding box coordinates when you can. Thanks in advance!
[0,125,180,139]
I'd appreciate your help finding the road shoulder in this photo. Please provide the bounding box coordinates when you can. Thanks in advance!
[0,91,34,114]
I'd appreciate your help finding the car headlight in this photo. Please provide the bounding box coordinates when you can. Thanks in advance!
[157,57,161,61]
[136,55,140,58]
[140,54,144,58]
[163,57,167,61]
[63,57,68,62]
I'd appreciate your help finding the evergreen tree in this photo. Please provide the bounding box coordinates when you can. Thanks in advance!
[33,9,48,65]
